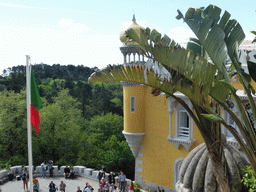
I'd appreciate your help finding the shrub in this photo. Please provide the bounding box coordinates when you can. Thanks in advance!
[242,165,256,192]
[134,182,142,192]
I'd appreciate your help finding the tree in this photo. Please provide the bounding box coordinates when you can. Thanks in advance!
[77,113,134,179]
[0,90,28,165]
[89,5,256,192]
[33,89,85,165]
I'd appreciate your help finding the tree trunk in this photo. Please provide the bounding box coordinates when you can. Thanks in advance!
[207,144,230,192]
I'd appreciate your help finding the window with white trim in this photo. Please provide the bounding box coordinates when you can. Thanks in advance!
[177,105,190,138]
[167,96,195,151]
[131,96,135,113]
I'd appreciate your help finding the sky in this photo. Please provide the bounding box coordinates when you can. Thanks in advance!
[0,0,255,75]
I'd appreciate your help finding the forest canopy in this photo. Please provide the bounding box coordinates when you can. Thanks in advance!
[0,64,134,179]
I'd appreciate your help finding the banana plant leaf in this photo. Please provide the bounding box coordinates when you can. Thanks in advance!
[126,26,230,104]
[89,61,215,112]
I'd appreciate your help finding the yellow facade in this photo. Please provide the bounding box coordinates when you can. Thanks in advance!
[123,85,146,133]
[140,87,204,188]
[123,84,205,190]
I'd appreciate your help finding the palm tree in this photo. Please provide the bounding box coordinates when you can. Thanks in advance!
[89,5,256,192]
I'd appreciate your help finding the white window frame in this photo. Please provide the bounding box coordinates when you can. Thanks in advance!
[167,94,195,151]
[130,96,135,113]
[176,104,190,138]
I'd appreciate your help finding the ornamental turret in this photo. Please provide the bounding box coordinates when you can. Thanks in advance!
[119,15,146,158]
[119,15,145,64]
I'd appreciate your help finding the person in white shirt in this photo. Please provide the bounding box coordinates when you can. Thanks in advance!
[118,172,126,192]
[41,160,47,178]
[83,184,91,192]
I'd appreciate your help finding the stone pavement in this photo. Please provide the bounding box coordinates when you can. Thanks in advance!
[0,176,100,192]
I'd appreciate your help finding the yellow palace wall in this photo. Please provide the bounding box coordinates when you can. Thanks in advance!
[123,85,146,133]
[131,77,256,189]
[123,85,204,189]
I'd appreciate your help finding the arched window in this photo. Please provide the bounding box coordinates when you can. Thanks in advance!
[167,96,195,151]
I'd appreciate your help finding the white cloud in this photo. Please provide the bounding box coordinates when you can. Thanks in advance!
[245,31,255,40]
[0,3,52,10]
[58,18,75,28]
[58,18,89,32]
[168,27,196,44]
[0,20,121,74]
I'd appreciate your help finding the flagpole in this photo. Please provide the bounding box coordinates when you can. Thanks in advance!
[26,55,33,192]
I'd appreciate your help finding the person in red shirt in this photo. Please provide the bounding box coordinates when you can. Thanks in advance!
[129,182,134,192]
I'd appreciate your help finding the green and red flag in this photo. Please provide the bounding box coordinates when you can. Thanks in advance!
[30,70,42,135]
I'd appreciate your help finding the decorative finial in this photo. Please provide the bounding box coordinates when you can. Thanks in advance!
[132,10,136,22]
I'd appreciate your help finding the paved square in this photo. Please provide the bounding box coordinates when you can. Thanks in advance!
[0,176,100,192]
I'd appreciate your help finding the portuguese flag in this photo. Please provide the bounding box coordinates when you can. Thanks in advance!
[30,70,42,135]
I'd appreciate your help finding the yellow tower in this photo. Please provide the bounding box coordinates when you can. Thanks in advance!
[120,15,146,158]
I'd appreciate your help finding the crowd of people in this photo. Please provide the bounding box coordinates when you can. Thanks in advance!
[97,165,129,192]
[41,160,54,178]
[47,180,67,192]
[64,165,76,179]
[20,164,133,192]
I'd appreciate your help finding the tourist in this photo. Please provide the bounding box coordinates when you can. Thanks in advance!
[33,183,39,192]
[108,172,115,185]
[33,176,39,192]
[100,177,106,192]
[69,166,75,179]
[49,181,57,192]
[118,171,122,189]
[97,171,104,184]
[118,172,126,192]
[59,180,66,192]
[83,184,91,192]
[77,186,82,192]
[48,160,54,177]
[83,182,89,191]
[64,166,70,179]
[104,181,109,192]
[112,186,118,192]
[109,183,115,192]
[155,186,161,192]
[129,182,134,192]
[101,165,106,173]
[22,167,29,192]
[41,160,47,178]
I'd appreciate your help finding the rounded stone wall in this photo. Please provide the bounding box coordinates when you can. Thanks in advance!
[175,143,249,192]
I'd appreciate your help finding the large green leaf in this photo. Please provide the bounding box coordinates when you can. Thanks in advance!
[126,26,230,104]
[201,113,223,122]
[89,62,215,112]
[177,5,229,82]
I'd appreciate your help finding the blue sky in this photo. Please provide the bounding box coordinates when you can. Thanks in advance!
[0,0,255,75]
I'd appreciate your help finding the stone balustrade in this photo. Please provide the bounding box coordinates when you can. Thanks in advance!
[0,170,8,179]
[74,166,86,175]
[84,168,94,177]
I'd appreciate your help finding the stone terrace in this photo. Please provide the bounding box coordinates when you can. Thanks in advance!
[0,165,133,192]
